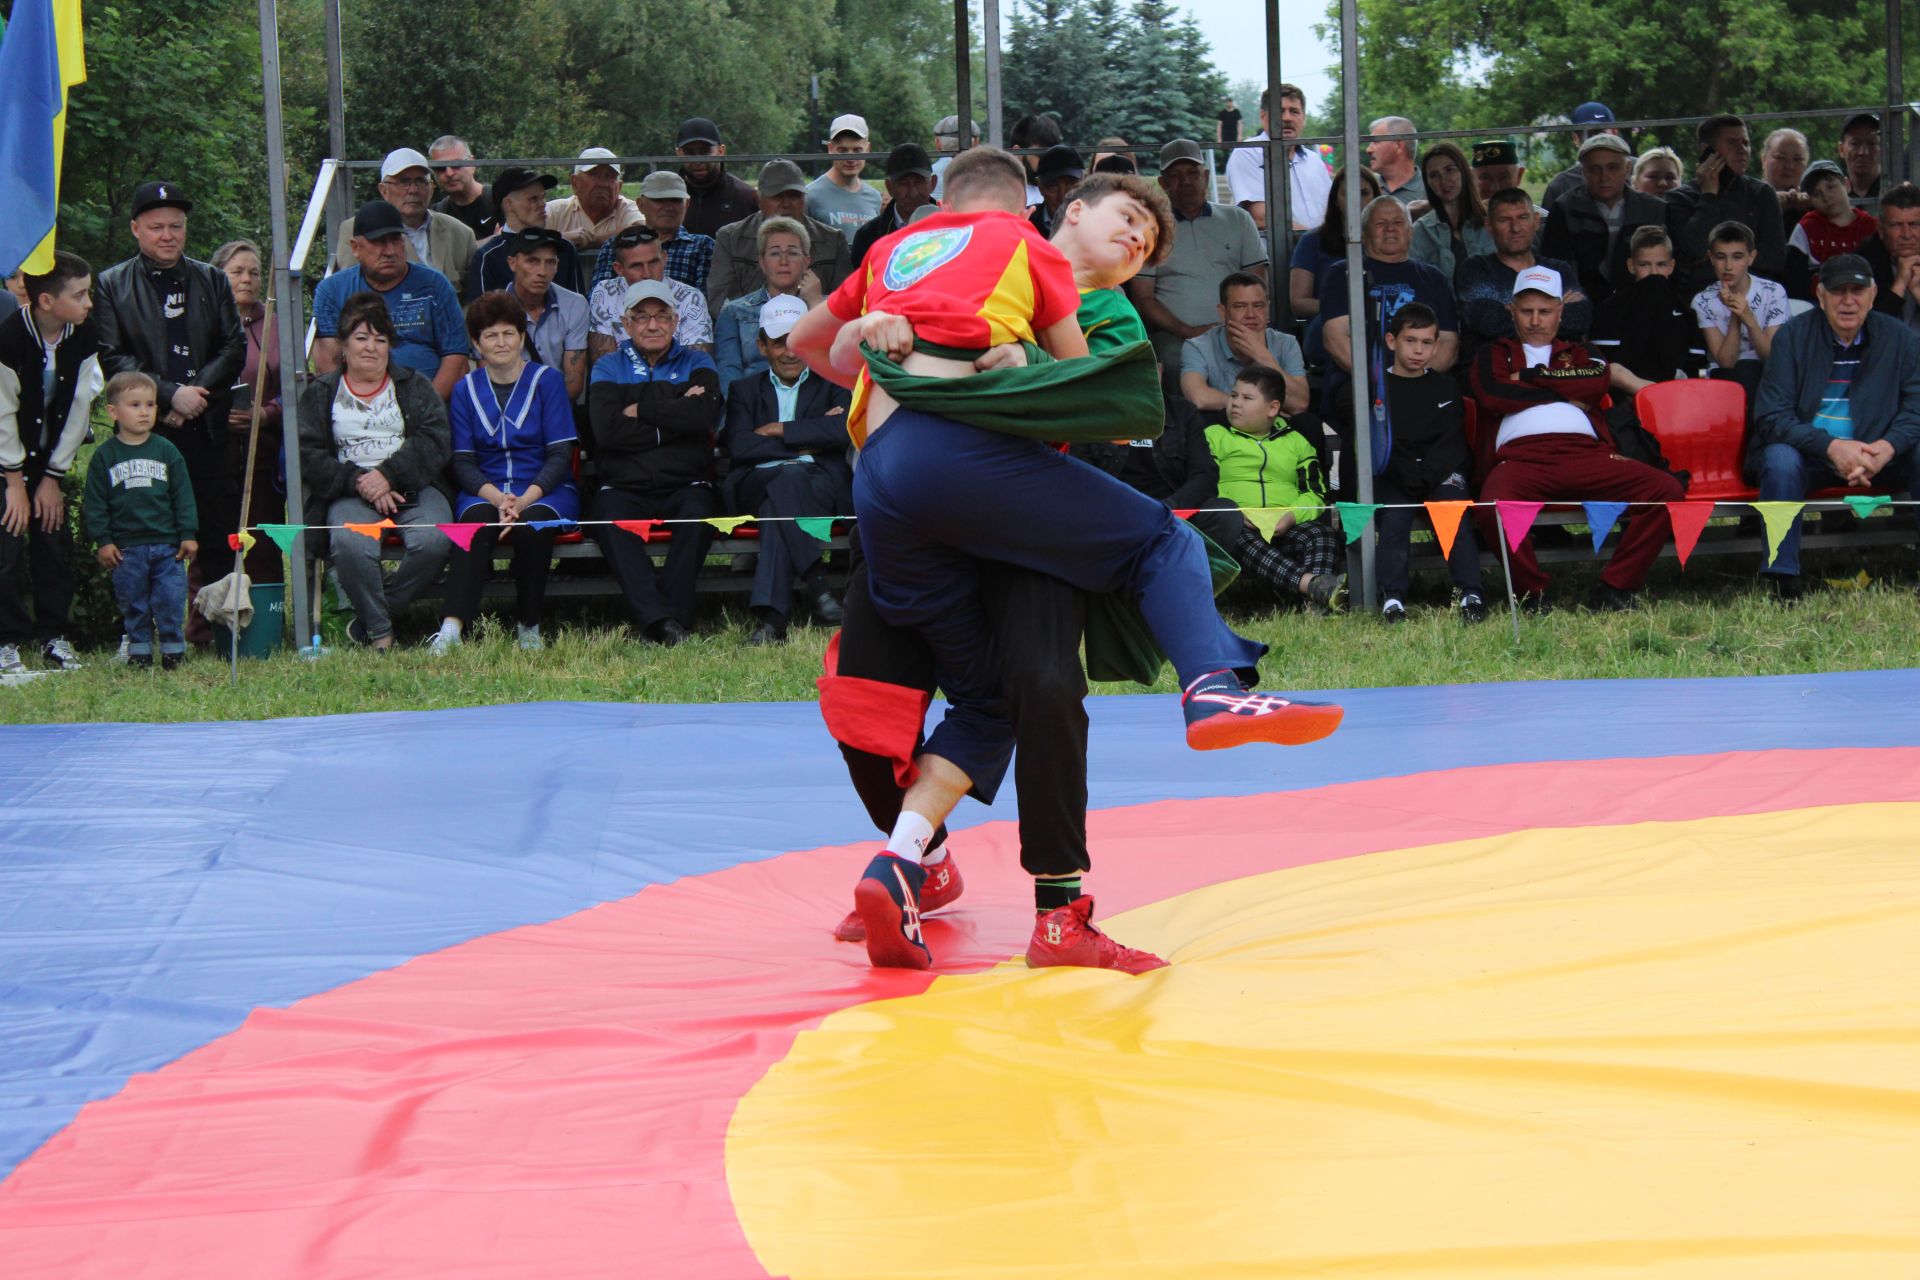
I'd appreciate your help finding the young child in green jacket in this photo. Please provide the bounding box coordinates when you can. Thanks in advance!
[1205,366,1346,611]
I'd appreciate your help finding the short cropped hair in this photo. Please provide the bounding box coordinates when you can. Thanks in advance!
[336,292,400,346]
[756,215,811,258]
[1009,113,1062,151]
[1259,84,1306,112]
[1697,114,1746,145]
[465,289,529,342]
[941,146,1028,210]
[1708,220,1754,251]
[1485,186,1534,216]
[1387,301,1439,336]
[1880,181,1920,212]
[1628,225,1673,254]
[1234,365,1288,405]
[1059,172,1177,266]
[105,370,158,404]
[22,249,92,309]
[428,134,469,155]
[1218,270,1268,304]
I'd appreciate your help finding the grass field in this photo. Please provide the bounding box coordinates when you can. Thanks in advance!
[2,550,1912,726]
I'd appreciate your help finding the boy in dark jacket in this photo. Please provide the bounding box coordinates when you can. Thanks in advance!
[83,373,197,669]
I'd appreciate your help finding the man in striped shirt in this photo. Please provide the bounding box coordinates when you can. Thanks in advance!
[1751,253,1920,598]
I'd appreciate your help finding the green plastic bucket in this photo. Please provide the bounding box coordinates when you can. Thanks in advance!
[212,583,287,659]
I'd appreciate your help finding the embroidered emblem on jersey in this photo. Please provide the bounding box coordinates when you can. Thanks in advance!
[883,226,974,292]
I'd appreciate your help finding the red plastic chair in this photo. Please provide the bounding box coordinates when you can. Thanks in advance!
[1637,379,1755,501]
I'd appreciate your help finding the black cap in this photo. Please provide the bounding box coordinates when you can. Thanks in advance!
[676,117,723,147]
[1471,140,1519,168]
[1801,159,1847,194]
[1842,112,1881,137]
[1036,144,1085,185]
[352,199,406,240]
[503,227,567,257]
[490,167,558,207]
[1819,253,1875,289]
[885,143,934,180]
[130,181,193,218]
[1092,154,1138,175]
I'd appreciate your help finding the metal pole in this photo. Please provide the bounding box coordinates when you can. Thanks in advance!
[1493,506,1521,641]
[1339,0,1376,609]
[954,0,973,152]
[1888,0,1906,188]
[260,0,310,647]
[984,0,1004,149]
[322,0,350,251]
[1263,0,1293,328]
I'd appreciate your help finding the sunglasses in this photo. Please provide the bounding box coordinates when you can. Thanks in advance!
[613,227,663,249]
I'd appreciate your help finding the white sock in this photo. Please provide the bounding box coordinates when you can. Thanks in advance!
[438,618,462,638]
[885,811,937,863]
[922,843,949,866]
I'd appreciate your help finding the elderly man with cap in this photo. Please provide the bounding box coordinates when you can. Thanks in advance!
[427,135,498,239]
[584,278,723,646]
[930,114,980,199]
[1543,134,1669,307]
[850,144,935,269]
[706,160,851,315]
[93,179,248,593]
[806,114,884,245]
[1839,112,1884,205]
[501,227,590,401]
[335,147,477,285]
[545,147,641,253]
[719,293,852,643]
[1470,139,1527,207]
[1224,83,1332,234]
[313,200,470,401]
[1027,144,1084,238]
[1468,263,1683,611]
[589,226,713,363]
[1749,252,1920,599]
[589,170,717,294]
[467,168,585,300]
[1125,138,1269,382]
[1541,103,1624,210]
[676,117,759,239]
[1664,113,1787,295]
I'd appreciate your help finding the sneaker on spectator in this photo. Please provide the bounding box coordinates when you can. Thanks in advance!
[1765,573,1803,604]
[852,852,932,969]
[1458,593,1489,625]
[128,652,153,670]
[161,652,186,671]
[0,644,25,675]
[1520,591,1552,617]
[42,637,83,670]
[1586,582,1638,612]
[1182,670,1343,750]
[516,624,544,651]
[426,628,460,655]
[112,634,130,665]
[746,620,786,646]
[808,589,844,626]
[347,615,371,646]
[1027,896,1167,973]
[1307,572,1347,614]
[1381,599,1407,625]
[835,849,964,942]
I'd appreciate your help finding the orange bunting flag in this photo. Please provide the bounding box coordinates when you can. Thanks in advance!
[705,516,754,535]
[343,519,396,540]
[1667,501,1717,568]
[1423,500,1472,560]
[1494,500,1544,552]
[613,519,664,542]
[435,523,486,552]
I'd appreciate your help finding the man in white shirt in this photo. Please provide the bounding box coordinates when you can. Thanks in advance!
[1225,84,1332,234]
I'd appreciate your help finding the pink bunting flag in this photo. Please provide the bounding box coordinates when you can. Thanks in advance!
[1668,501,1717,569]
[435,523,486,552]
[1423,500,1472,560]
[1494,501,1544,552]
[343,518,397,540]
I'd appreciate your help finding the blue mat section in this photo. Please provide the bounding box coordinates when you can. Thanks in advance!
[3,669,1918,1179]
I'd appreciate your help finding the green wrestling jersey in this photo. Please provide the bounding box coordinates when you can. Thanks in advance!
[1077,285,1149,355]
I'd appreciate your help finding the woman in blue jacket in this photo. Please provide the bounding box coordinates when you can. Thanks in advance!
[431,291,578,652]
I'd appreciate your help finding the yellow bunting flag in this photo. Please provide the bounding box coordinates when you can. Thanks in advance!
[343,519,397,540]
[705,516,754,535]
[1423,500,1472,560]
[226,531,256,554]
[1749,501,1805,569]
[1244,507,1286,541]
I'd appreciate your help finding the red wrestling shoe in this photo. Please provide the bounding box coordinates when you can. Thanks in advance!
[1182,670,1344,750]
[852,853,932,969]
[1026,896,1168,974]
[836,851,964,942]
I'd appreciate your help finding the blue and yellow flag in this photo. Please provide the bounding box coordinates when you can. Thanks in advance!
[0,0,87,277]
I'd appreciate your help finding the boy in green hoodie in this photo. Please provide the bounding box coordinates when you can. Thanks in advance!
[1205,366,1345,610]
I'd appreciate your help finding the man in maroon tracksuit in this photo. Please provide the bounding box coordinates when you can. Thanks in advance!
[1469,265,1685,610]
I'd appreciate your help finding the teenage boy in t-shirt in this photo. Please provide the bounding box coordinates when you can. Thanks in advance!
[1374,302,1487,624]
[1693,219,1789,403]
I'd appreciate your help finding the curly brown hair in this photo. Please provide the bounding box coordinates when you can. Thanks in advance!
[1056,172,1178,267]
[464,290,530,343]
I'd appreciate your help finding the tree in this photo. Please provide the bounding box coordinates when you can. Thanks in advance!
[1003,0,1117,145]
[1109,0,1192,150]
[824,0,958,151]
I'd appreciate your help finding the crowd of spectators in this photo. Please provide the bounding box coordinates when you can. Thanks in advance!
[2,100,1917,671]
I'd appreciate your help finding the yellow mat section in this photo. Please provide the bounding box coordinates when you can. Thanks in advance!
[727,805,1920,1278]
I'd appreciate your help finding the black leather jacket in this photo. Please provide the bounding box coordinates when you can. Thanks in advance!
[93,252,247,433]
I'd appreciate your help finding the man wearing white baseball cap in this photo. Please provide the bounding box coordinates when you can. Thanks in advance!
[720,293,853,642]
[1468,263,1684,611]
[333,146,477,284]
[806,114,883,246]
[547,147,642,253]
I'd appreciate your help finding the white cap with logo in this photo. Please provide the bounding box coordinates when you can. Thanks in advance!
[758,294,809,340]
[381,147,432,180]
[576,146,622,176]
[1512,265,1564,299]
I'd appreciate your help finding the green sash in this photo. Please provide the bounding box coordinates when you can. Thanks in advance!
[861,338,1163,443]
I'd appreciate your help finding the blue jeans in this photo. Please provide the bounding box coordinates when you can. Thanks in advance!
[1755,441,1919,576]
[111,543,188,656]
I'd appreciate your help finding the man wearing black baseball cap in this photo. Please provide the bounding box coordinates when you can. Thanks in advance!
[1028,144,1084,237]
[465,168,582,300]
[94,180,247,592]
[850,144,936,269]
[1839,112,1883,204]
[1750,251,1920,597]
[675,117,759,239]
[312,199,470,400]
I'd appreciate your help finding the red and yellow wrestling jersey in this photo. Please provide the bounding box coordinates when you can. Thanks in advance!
[827,209,1082,445]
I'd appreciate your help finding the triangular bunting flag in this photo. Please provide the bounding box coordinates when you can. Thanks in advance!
[706,516,754,534]
[1171,508,1198,520]
[1748,501,1804,568]
[257,523,304,555]
[1668,500,1717,568]
[226,531,257,554]
[343,518,397,540]
[1583,501,1627,554]
[526,518,575,531]
[1494,500,1544,552]
[1423,500,1471,560]
[1334,502,1380,544]
[1843,494,1892,518]
[435,522,486,551]
[613,518,664,542]
[795,516,837,542]
[1244,507,1285,541]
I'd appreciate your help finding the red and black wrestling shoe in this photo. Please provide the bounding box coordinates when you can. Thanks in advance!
[851,852,932,969]
[1182,670,1343,751]
[835,850,964,942]
[1026,896,1168,974]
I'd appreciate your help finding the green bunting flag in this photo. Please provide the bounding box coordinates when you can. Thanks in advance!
[1843,494,1892,519]
[256,524,305,556]
[795,516,837,542]
[1749,501,1805,568]
[1334,502,1380,544]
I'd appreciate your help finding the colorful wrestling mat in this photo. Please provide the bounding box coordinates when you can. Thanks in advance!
[3,671,1919,1277]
